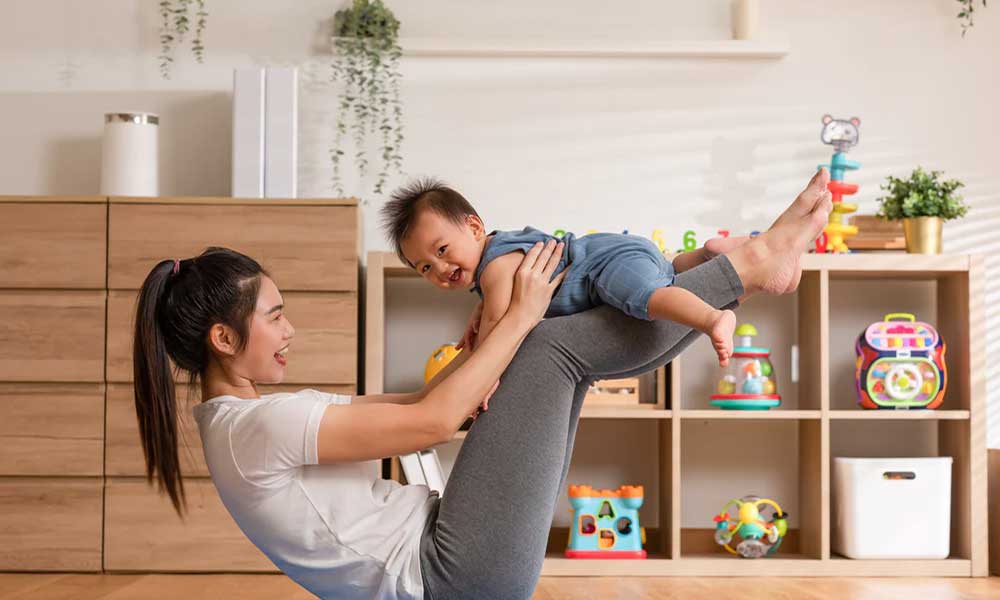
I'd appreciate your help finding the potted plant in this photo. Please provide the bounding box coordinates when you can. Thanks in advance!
[330,0,404,198]
[875,167,969,254]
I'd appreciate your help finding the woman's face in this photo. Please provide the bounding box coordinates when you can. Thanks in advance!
[232,275,296,384]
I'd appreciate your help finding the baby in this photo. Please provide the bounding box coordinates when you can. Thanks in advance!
[380,179,738,371]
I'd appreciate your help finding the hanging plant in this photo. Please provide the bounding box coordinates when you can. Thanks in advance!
[330,0,404,197]
[158,0,209,79]
[956,0,987,36]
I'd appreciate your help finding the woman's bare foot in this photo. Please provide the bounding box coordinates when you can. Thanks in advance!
[726,169,833,297]
[708,309,737,366]
[704,235,752,260]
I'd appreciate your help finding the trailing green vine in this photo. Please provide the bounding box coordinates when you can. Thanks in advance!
[158,0,208,79]
[330,0,404,197]
[957,0,987,37]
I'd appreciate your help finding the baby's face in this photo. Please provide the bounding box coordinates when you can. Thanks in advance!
[400,210,486,291]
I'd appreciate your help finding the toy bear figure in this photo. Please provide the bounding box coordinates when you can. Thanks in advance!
[820,114,861,153]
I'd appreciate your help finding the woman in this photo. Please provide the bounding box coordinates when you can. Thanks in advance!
[132,171,831,599]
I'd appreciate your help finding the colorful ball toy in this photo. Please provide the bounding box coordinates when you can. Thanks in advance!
[713,495,789,558]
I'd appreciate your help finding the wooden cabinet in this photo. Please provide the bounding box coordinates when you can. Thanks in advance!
[0,478,104,571]
[0,195,359,572]
[0,290,106,382]
[0,383,105,476]
[104,478,276,572]
[108,202,359,292]
[0,198,108,572]
[0,201,106,289]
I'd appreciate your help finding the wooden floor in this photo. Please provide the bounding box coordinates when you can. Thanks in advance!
[1,574,998,599]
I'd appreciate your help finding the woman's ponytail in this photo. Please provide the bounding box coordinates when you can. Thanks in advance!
[133,259,187,517]
[131,248,266,517]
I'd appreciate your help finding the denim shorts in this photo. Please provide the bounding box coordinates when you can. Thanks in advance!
[547,234,676,321]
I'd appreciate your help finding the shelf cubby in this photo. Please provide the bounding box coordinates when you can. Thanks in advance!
[830,418,976,562]
[679,418,822,561]
[673,273,820,411]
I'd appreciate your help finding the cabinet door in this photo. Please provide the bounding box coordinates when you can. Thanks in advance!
[0,202,106,289]
[0,291,105,382]
[0,477,103,571]
[106,290,356,385]
[0,384,104,476]
[108,204,358,291]
[104,477,278,572]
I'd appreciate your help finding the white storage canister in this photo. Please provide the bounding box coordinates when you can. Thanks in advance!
[833,457,952,559]
[101,112,159,196]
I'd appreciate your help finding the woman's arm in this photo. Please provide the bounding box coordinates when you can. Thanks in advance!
[317,314,537,462]
[317,240,566,464]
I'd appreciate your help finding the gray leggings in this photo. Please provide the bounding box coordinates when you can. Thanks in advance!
[419,255,744,599]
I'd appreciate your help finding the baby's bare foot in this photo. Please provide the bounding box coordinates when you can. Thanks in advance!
[709,309,737,367]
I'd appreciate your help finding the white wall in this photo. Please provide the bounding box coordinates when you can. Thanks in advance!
[3,1,998,526]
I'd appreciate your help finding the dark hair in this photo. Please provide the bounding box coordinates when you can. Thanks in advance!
[133,246,268,517]
[379,177,481,266]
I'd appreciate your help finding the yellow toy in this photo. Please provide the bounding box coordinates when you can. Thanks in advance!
[424,343,461,383]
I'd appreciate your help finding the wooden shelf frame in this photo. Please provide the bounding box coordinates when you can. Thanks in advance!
[366,252,988,576]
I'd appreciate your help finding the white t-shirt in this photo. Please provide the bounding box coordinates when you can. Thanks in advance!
[192,389,436,599]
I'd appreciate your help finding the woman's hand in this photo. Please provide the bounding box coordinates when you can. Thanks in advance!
[456,301,484,352]
[507,240,566,328]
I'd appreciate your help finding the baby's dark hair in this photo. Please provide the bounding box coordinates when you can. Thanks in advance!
[380,177,481,266]
[132,246,268,517]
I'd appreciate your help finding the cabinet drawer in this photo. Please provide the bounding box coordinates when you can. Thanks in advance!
[108,203,358,291]
[106,290,357,384]
[0,291,105,382]
[106,383,355,477]
[104,477,277,572]
[0,383,104,476]
[0,477,103,571]
[0,203,106,289]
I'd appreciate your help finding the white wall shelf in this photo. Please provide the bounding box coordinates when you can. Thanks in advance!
[398,38,789,59]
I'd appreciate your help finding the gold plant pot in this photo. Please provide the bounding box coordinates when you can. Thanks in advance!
[902,217,943,254]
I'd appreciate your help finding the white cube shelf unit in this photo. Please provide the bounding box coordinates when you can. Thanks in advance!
[365,252,987,577]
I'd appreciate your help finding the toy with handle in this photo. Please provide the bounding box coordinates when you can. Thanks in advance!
[855,312,947,409]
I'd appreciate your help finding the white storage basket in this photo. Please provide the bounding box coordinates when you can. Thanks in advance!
[832,457,952,559]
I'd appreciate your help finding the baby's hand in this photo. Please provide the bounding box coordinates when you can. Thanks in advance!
[709,309,737,367]
[456,301,484,352]
[471,379,500,420]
